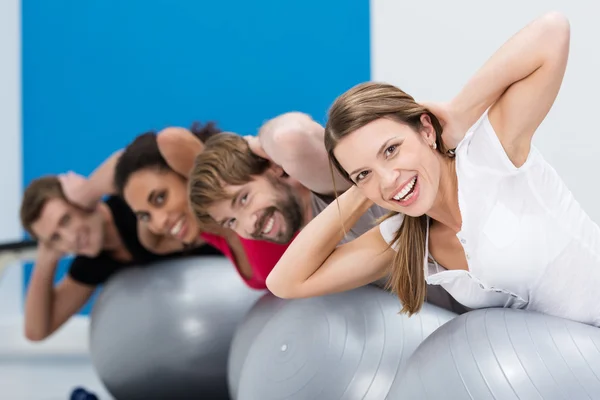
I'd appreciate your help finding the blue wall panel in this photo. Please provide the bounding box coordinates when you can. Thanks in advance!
[23,0,370,180]
[22,0,370,314]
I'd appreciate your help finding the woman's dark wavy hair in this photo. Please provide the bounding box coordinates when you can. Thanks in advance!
[114,121,221,196]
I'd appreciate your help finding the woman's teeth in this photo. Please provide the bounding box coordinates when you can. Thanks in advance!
[393,176,417,201]
[170,218,184,236]
[262,216,274,235]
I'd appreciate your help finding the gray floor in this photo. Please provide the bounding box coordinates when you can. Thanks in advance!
[0,317,113,400]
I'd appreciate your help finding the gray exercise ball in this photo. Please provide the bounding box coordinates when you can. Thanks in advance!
[89,256,264,400]
[227,293,288,399]
[236,285,457,400]
[390,308,600,400]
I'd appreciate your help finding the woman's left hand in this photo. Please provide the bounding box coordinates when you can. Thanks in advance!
[58,171,99,211]
[421,101,468,152]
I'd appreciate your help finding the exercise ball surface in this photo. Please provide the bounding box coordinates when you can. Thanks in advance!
[227,293,288,399]
[391,308,600,400]
[89,256,264,400]
[237,285,457,400]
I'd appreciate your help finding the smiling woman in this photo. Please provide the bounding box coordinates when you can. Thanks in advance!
[266,13,600,328]
[117,146,201,246]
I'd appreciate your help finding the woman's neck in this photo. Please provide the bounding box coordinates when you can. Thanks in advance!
[427,155,462,232]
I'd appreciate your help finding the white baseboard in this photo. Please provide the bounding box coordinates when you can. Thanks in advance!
[0,315,91,356]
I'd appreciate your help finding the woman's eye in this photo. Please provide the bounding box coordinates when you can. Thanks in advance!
[241,194,248,205]
[227,218,236,228]
[356,171,369,182]
[384,145,397,158]
[156,193,165,205]
[139,214,149,222]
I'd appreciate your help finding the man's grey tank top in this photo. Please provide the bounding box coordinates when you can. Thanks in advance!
[310,192,388,245]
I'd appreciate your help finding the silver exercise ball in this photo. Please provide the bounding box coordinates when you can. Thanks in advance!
[227,293,288,399]
[89,256,264,400]
[390,308,600,399]
[235,285,458,400]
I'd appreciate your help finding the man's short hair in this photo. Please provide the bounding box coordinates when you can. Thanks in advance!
[20,176,69,238]
[188,133,270,224]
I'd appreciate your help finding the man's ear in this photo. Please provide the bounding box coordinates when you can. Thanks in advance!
[267,162,288,178]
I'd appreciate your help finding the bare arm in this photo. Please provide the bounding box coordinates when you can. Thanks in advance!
[444,12,570,162]
[487,12,570,166]
[258,112,351,195]
[156,127,205,178]
[24,247,94,341]
[64,125,202,208]
[266,186,393,299]
[64,150,123,209]
[87,149,122,197]
[58,149,122,212]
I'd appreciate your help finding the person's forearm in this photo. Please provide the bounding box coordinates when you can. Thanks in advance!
[84,149,123,205]
[450,12,569,131]
[266,186,371,294]
[23,249,60,341]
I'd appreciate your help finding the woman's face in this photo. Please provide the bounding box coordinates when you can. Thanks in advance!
[332,115,441,217]
[123,168,200,244]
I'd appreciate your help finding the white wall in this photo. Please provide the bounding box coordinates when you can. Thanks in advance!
[371,0,600,223]
[0,0,23,320]
[0,0,22,243]
[0,0,89,348]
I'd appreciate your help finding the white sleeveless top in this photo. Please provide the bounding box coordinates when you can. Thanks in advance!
[379,113,600,327]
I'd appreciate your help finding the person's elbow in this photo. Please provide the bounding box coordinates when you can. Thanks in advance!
[156,127,188,151]
[24,325,50,342]
[542,11,570,32]
[270,123,306,154]
[541,12,570,49]
[266,272,300,299]
[262,113,320,150]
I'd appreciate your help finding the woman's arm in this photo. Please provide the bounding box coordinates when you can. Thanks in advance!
[62,126,203,210]
[266,186,393,299]
[59,150,123,209]
[86,149,123,198]
[438,11,570,158]
[156,127,205,178]
[487,12,570,166]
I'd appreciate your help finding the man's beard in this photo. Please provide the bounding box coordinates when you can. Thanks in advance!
[251,178,304,244]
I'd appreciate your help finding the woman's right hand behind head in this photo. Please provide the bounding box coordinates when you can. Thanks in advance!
[420,101,470,151]
[58,171,99,211]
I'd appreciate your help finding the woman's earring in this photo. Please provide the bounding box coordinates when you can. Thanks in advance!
[431,141,437,150]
